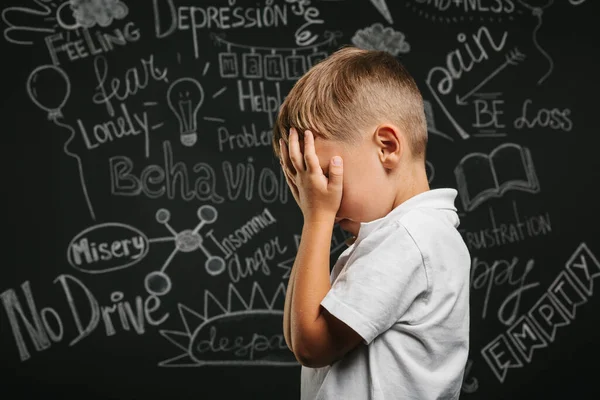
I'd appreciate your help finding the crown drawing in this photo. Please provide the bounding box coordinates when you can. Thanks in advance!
[159,281,297,367]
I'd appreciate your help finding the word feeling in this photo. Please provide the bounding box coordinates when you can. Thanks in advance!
[45,22,140,66]
[1,275,169,361]
[154,0,323,58]
[415,0,515,13]
[110,140,288,203]
[481,243,599,383]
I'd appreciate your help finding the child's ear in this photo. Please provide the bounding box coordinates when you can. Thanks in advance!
[374,124,403,168]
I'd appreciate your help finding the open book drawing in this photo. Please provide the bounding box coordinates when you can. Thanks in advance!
[454,143,540,212]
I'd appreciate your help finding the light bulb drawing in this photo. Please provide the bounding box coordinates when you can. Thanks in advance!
[167,77,204,147]
[145,205,226,297]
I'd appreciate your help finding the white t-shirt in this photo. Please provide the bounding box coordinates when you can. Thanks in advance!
[301,188,471,400]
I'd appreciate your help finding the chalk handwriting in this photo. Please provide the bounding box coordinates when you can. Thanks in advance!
[226,236,288,283]
[110,141,289,203]
[1,274,169,362]
[472,93,506,136]
[460,202,552,251]
[45,22,141,66]
[412,0,515,14]
[77,102,150,156]
[513,99,573,131]
[159,282,296,367]
[67,222,149,274]
[237,80,282,126]
[217,124,273,152]
[426,26,508,139]
[204,208,277,259]
[471,256,539,325]
[481,243,599,383]
[153,0,324,57]
[93,54,168,117]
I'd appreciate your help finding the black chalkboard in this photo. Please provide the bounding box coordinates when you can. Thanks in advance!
[2,1,600,399]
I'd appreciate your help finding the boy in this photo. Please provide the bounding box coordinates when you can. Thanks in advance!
[272,46,471,400]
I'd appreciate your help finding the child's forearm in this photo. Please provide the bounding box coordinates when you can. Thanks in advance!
[283,255,298,351]
[287,218,334,355]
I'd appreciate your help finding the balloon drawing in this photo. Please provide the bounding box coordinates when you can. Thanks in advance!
[26,64,71,121]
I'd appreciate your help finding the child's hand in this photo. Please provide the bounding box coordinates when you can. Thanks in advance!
[279,128,343,223]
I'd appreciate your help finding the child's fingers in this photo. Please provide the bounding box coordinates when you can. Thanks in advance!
[288,128,305,172]
[282,168,301,205]
[303,131,321,174]
[279,138,296,175]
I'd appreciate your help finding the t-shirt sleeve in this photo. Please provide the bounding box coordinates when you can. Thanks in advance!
[320,222,428,345]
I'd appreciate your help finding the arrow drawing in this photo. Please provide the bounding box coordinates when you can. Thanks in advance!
[456,47,525,105]
[370,0,393,24]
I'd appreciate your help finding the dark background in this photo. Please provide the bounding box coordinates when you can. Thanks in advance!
[2,0,599,399]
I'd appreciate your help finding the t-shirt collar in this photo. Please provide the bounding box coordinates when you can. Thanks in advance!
[352,188,458,245]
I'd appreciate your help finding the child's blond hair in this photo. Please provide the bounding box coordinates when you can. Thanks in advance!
[272,46,428,161]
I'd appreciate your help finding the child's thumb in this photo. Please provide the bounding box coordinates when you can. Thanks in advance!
[328,156,343,189]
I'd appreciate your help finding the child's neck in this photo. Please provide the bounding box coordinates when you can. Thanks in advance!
[391,160,430,209]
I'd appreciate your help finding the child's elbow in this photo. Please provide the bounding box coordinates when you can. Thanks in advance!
[292,344,332,368]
